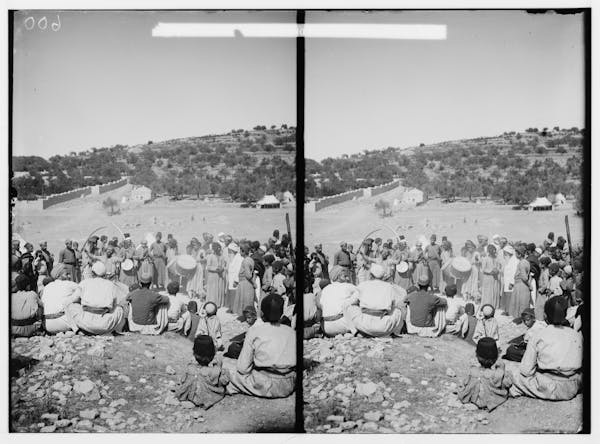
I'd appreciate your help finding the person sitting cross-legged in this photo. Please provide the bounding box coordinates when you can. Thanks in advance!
[224,294,296,398]
[405,275,448,337]
[126,272,170,335]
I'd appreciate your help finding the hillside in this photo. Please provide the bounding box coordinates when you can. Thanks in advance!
[12,125,296,203]
[306,127,584,208]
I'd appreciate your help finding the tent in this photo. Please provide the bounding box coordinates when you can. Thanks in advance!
[528,197,553,212]
[256,195,281,209]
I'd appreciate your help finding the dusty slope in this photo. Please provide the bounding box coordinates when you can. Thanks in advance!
[10,311,295,433]
[303,313,582,434]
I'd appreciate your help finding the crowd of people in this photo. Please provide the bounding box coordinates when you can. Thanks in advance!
[303,231,584,409]
[11,228,298,405]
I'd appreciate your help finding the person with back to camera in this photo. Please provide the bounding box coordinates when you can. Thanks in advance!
[224,294,296,398]
[506,296,582,401]
[458,337,512,412]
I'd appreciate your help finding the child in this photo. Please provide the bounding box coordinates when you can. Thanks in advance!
[458,337,512,411]
[472,304,499,343]
[166,282,190,333]
[195,301,223,350]
[548,263,563,296]
[175,335,230,409]
[443,284,466,330]
[503,308,546,362]
[453,302,478,345]
[185,301,201,341]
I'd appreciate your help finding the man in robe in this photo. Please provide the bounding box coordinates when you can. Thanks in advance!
[424,234,442,292]
[150,232,167,289]
[314,244,329,280]
[332,242,352,278]
[58,239,78,282]
[343,264,406,337]
[41,264,80,334]
[65,262,127,335]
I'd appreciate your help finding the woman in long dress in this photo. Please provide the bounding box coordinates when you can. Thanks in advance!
[205,242,226,307]
[480,244,501,309]
[232,244,255,316]
[460,240,480,302]
[509,245,531,319]
[186,237,205,298]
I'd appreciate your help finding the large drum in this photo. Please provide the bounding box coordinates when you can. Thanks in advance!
[168,254,197,278]
[448,256,472,280]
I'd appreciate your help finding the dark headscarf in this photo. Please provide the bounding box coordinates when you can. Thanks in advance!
[544,296,568,326]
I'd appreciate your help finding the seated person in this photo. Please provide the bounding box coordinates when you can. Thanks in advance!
[185,301,201,341]
[195,301,223,350]
[405,275,447,337]
[11,274,43,337]
[319,269,360,337]
[503,308,547,362]
[458,337,512,411]
[292,290,322,339]
[443,284,465,332]
[41,264,80,334]
[224,294,296,398]
[166,282,190,333]
[453,302,478,345]
[126,272,170,335]
[343,263,406,337]
[175,335,231,409]
[472,304,499,343]
[65,262,127,335]
[507,296,582,401]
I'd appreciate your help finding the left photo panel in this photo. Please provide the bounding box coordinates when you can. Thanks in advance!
[9,10,298,433]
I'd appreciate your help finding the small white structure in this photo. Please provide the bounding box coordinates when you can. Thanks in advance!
[281,190,295,204]
[131,186,152,202]
[402,188,424,205]
[528,197,553,211]
[553,193,566,206]
[257,194,281,209]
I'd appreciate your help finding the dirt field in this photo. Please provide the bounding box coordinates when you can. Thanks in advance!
[303,314,583,434]
[10,310,295,433]
[13,185,296,254]
[305,186,583,260]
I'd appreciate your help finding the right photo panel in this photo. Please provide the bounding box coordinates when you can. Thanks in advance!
[303,10,587,434]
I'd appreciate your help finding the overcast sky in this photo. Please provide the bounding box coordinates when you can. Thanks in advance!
[305,10,585,160]
[13,10,296,158]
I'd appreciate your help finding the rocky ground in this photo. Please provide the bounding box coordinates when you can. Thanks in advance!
[303,314,583,434]
[10,311,295,433]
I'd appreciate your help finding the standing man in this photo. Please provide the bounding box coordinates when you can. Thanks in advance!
[425,234,442,292]
[58,239,78,282]
[150,232,167,290]
[35,241,54,274]
[314,244,329,280]
[332,242,352,278]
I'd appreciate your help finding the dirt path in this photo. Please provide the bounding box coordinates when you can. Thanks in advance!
[10,313,295,433]
[303,316,582,434]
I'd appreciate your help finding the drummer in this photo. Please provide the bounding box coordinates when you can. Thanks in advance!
[119,238,138,288]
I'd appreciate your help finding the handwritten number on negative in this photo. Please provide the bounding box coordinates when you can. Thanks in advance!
[23,15,61,32]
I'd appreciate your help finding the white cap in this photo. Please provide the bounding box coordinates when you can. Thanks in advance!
[217,232,225,238]
[92,261,106,276]
[259,245,267,253]
[503,245,515,255]
[228,243,239,253]
[370,263,385,279]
